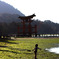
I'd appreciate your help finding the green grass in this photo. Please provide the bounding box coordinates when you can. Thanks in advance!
[0,38,59,59]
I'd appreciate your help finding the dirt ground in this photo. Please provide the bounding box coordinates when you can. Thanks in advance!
[15,37,59,40]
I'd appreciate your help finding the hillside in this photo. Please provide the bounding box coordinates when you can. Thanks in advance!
[0,1,24,23]
[0,1,24,16]
[0,13,21,23]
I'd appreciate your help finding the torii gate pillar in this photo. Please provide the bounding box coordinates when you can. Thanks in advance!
[18,14,37,37]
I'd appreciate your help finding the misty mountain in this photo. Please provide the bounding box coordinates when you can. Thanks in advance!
[0,13,22,23]
[0,1,24,16]
[0,1,25,23]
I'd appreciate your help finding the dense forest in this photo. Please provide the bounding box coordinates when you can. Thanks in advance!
[33,20,59,34]
[0,18,59,36]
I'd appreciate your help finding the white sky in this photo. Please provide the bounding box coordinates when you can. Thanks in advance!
[1,0,59,23]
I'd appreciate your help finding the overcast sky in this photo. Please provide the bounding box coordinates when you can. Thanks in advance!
[1,0,59,23]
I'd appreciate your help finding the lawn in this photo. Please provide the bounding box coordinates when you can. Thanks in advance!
[0,38,59,59]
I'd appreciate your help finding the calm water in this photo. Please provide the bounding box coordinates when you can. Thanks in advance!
[46,47,59,54]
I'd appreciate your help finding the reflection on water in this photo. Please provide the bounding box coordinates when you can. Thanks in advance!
[46,47,59,54]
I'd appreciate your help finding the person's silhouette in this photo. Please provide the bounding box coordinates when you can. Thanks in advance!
[33,44,41,59]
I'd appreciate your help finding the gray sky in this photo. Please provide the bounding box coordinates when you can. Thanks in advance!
[1,0,59,23]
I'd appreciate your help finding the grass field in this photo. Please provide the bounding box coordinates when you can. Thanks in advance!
[0,38,59,59]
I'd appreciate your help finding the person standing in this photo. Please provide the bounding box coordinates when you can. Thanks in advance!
[33,44,41,59]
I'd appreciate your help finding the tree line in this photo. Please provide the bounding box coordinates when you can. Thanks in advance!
[0,20,59,37]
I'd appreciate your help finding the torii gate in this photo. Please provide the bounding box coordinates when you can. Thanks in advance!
[18,14,37,37]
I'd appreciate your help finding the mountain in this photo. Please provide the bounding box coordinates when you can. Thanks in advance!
[0,13,22,23]
[0,1,24,16]
[0,1,25,23]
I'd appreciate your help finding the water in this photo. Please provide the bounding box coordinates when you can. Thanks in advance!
[46,47,59,54]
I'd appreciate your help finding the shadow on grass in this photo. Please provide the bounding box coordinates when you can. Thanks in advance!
[0,50,21,54]
[0,38,33,55]
[8,46,32,52]
[8,47,33,54]
[0,38,18,44]
[0,46,27,51]
[0,46,33,54]
[0,46,7,47]
[7,55,22,59]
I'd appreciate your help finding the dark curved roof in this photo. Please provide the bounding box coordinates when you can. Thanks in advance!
[18,14,36,20]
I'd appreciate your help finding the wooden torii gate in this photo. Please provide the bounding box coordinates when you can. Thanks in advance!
[18,14,37,37]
